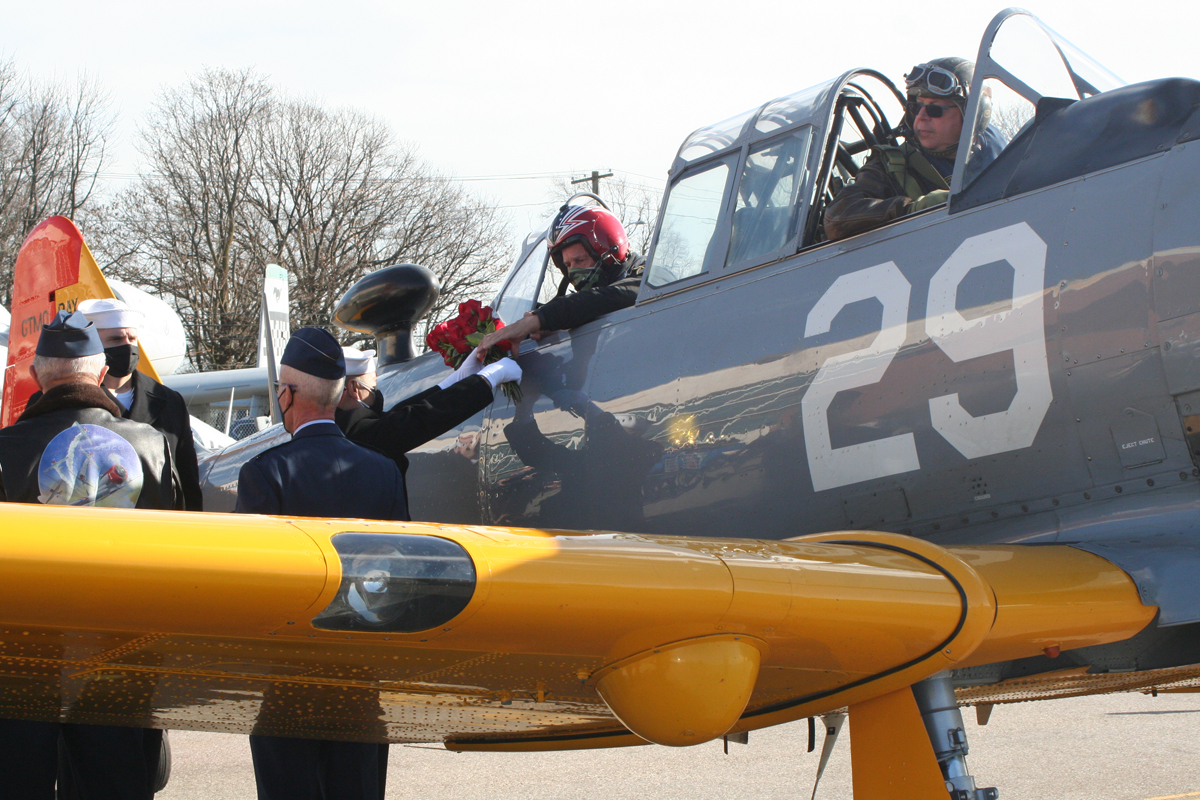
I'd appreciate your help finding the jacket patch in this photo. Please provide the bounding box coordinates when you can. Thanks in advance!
[37,423,144,507]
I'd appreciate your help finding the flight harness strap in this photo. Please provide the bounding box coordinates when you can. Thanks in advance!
[877,145,950,200]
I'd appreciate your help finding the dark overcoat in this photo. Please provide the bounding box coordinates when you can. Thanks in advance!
[235,421,407,521]
[124,371,203,510]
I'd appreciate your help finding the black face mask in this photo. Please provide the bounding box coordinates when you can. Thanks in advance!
[368,389,385,413]
[104,343,140,378]
[279,393,293,422]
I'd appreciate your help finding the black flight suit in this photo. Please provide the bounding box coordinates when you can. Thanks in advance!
[534,254,643,333]
[0,381,180,800]
[235,421,406,800]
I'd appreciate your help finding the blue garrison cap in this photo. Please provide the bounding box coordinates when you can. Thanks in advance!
[36,310,104,358]
[281,327,346,380]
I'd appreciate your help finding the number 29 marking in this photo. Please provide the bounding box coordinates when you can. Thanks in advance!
[803,222,1052,492]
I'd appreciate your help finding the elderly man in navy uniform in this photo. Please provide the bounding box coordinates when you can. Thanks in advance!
[338,346,384,414]
[236,328,406,800]
[76,298,203,510]
[0,310,180,800]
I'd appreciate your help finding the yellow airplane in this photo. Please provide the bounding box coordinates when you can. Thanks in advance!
[8,9,1200,795]
[0,220,1184,800]
[0,502,1155,800]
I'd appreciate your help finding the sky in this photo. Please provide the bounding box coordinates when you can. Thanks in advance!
[3,0,1199,243]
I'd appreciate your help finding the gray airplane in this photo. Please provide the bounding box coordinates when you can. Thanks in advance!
[196,8,1200,794]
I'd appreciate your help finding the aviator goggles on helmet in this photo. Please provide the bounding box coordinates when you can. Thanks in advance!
[905,62,963,97]
[905,99,959,119]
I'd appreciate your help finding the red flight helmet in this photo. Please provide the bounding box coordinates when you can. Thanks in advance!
[547,204,630,274]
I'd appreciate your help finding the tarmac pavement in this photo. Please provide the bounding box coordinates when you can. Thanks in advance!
[157,691,1200,799]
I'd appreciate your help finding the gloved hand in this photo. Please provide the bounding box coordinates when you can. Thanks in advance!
[909,190,949,213]
[437,354,485,390]
[478,358,522,389]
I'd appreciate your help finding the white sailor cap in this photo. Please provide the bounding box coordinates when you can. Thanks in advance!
[76,297,145,331]
[342,346,377,377]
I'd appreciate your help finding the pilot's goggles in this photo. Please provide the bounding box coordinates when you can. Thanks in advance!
[906,100,959,119]
[905,63,962,97]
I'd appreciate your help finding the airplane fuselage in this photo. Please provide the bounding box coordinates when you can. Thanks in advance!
[203,141,1200,559]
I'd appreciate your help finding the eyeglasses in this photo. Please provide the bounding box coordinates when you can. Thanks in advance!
[273,381,297,394]
[906,100,958,119]
[905,62,963,97]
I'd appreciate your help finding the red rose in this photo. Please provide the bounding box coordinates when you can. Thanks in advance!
[427,298,515,370]
[426,323,447,353]
[458,299,482,324]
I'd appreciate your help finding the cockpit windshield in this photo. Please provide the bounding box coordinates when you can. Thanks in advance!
[955,10,1125,194]
[637,9,1131,297]
[987,13,1123,102]
[677,109,757,163]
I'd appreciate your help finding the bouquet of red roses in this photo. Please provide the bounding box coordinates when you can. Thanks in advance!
[426,299,521,402]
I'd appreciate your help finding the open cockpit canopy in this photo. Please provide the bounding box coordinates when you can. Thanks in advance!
[641,8,1132,294]
[954,8,1124,194]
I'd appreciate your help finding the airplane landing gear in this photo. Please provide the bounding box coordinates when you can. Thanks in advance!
[912,671,999,800]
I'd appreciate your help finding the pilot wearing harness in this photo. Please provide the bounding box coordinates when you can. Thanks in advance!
[823,57,1004,241]
[474,204,644,354]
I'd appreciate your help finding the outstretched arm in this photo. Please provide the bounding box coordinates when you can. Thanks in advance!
[342,375,495,456]
[475,311,541,359]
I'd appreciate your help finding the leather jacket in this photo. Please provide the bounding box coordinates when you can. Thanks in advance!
[823,128,1007,242]
[823,144,953,242]
[0,382,180,509]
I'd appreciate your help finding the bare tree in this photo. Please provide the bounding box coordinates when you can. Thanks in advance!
[990,100,1034,141]
[385,172,511,339]
[0,59,25,297]
[116,68,272,370]
[0,65,114,305]
[116,68,514,368]
[246,102,511,338]
[246,101,401,331]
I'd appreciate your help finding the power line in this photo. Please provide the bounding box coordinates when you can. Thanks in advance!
[617,169,669,185]
[91,167,668,188]
[90,169,598,184]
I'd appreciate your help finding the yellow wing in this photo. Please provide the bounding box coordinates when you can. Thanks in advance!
[0,504,1153,753]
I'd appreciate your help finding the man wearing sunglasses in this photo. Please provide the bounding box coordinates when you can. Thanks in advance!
[823,57,1005,241]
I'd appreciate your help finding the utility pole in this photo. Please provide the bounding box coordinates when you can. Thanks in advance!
[572,170,613,196]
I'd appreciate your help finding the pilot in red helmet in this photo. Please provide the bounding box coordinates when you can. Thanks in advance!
[475,203,644,355]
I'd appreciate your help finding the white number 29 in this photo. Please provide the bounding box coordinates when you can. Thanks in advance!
[804,222,1051,491]
[802,263,918,492]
